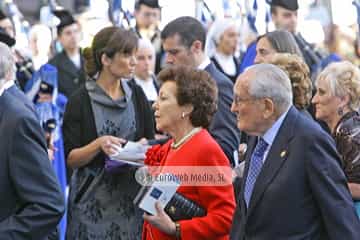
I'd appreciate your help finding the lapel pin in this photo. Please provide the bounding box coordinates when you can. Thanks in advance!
[280,150,287,158]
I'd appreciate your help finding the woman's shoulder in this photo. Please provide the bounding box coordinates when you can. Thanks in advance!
[336,111,360,140]
[64,85,91,117]
[191,129,216,145]
[127,78,143,93]
[67,85,89,103]
[126,79,149,102]
[189,129,230,163]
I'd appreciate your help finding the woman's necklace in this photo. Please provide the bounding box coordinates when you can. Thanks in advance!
[171,127,202,149]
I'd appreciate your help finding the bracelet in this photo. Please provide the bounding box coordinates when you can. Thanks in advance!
[175,222,181,240]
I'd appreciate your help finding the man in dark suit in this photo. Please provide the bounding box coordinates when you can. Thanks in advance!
[160,16,240,165]
[0,42,65,239]
[48,9,86,99]
[230,63,360,239]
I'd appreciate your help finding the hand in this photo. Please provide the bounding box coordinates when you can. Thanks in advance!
[143,202,176,236]
[238,143,247,161]
[47,146,55,161]
[137,137,149,145]
[47,136,57,161]
[97,135,127,156]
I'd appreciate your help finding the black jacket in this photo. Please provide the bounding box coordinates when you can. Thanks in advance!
[48,50,86,98]
[62,80,155,168]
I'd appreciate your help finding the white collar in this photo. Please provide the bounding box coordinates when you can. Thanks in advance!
[0,80,14,96]
[197,57,211,70]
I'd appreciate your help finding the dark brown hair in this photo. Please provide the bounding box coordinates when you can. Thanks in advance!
[157,65,218,128]
[161,16,206,50]
[257,30,303,57]
[83,26,138,77]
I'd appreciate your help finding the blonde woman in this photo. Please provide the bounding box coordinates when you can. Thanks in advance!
[312,61,360,216]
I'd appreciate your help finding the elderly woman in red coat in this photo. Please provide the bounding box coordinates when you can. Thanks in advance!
[142,65,236,239]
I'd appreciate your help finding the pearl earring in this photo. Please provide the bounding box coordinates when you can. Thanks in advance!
[181,112,186,118]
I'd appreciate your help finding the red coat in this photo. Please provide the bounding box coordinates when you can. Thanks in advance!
[143,129,235,240]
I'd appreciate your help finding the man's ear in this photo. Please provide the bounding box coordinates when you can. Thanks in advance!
[263,98,275,119]
[190,40,203,54]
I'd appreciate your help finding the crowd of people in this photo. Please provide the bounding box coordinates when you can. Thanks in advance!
[0,0,360,239]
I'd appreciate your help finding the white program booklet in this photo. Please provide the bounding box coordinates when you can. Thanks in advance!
[134,173,180,215]
[109,141,149,166]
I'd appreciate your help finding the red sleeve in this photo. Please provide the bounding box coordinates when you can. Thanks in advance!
[179,144,236,239]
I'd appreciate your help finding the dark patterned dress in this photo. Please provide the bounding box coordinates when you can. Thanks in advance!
[333,111,360,184]
[333,111,360,217]
[66,81,144,239]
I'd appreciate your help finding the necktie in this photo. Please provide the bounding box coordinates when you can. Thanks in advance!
[244,138,268,207]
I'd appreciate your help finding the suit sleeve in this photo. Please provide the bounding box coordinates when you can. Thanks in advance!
[0,116,65,239]
[179,147,236,239]
[305,133,360,239]
[209,78,240,166]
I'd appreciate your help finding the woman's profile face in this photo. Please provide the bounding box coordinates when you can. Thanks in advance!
[254,37,277,64]
[153,81,189,133]
[312,77,343,124]
[107,50,137,79]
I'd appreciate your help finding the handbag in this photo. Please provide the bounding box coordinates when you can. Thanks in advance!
[164,192,207,221]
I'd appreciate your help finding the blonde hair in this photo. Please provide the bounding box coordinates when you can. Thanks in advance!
[270,53,312,110]
[316,61,360,111]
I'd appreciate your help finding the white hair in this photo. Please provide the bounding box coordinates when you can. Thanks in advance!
[137,38,155,57]
[0,42,15,83]
[29,24,52,54]
[247,63,293,112]
[205,18,237,57]
[316,61,360,111]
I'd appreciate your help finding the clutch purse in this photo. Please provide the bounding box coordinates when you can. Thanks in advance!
[164,192,206,221]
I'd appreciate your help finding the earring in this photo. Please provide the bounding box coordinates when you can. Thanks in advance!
[181,112,186,118]
[337,107,344,116]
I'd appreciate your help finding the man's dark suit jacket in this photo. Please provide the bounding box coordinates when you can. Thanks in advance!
[205,62,240,165]
[48,50,86,98]
[230,106,360,240]
[0,86,65,239]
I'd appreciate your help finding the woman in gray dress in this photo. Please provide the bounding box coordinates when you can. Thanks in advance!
[62,26,155,239]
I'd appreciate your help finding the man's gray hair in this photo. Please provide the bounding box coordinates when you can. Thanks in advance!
[248,63,293,112]
[0,42,15,81]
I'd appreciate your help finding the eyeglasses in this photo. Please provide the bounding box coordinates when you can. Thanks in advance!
[233,95,263,105]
